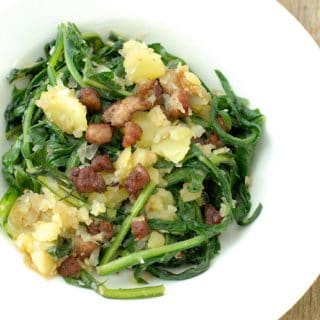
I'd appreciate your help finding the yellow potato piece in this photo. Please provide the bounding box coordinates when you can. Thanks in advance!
[36,80,87,137]
[122,40,166,84]
[180,182,203,202]
[88,186,129,209]
[133,106,171,148]
[32,221,60,242]
[114,147,157,181]
[147,231,165,249]
[30,249,57,276]
[151,126,193,164]
[145,188,177,221]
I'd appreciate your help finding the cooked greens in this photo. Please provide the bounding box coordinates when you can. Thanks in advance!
[0,22,264,300]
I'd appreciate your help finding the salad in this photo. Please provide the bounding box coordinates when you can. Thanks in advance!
[0,23,264,299]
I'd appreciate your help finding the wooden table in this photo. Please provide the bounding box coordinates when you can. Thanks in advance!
[277,2,320,319]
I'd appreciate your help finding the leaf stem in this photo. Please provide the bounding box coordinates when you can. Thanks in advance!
[97,284,165,299]
[99,182,156,265]
[97,235,205,276]
[0,187,19,230]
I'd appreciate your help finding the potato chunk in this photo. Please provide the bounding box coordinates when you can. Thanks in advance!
[36,81,87,137]
[145,188,177,221]
[151,126,193,164]
[122,40,166,84]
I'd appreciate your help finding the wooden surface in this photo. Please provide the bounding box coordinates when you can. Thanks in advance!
[277,2,320,319]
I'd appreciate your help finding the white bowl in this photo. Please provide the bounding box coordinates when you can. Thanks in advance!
[0,1,320,319]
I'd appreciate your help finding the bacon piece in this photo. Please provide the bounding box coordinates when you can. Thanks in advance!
[73,236,98,261]
[91,154,114,173]
[70,167,106,193]
[87,220,113,240]
[79,87,101,113]
[137,80,163,108]
[103,81,163,127]
[131,220,149,239]
[85,123,112,145]
[203,204,223,225]
[103,97,145,127]
[57,256,81,277]
[122,121,142,147]
[124,164,150,202]
[165,89,190,120]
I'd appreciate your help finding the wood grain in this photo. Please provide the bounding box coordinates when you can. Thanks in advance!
[277,2,320,319]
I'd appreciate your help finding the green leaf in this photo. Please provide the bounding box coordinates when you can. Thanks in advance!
[47,237,72,259]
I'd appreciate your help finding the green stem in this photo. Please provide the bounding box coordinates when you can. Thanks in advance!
[97,284,165,299]
[97,235,205,276]
[62,25,86,87]
[191,144,232,203]
[0,187,19,229]
[21,100,36,160]
[99,182,156,265]
[47,26,64,85]
[210,97,259,147]
[83,77,131,97]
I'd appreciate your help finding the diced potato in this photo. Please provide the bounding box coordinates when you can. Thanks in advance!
[133,106,171,148]
[36,80,87,137]
[77,207,91,225]
[132,111,157,147]
[32,221,60,242]
[180,183,203,202]
[88,186,129,209]
[184,70,202,86]
[152,126,193,163]
[16,233,35,253]
[145,188,177,221]
[147,167,160,184]
[104,186,129,208]
[16,233,57,277]
[114,147,157,181]
[190,101,211,120]
[30,249,57,276]
[195,142,216,156]
[188,124,206,138]
[148,105,171,127]
[52,202,80,232]
[147,231,165,249]
[122,40,166,84]
[114,147,133,181]
[90,199,107,217]
[132,148,157,168]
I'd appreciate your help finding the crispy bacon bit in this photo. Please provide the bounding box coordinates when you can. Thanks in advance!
[203,204,223,225]
[208,132,224,148]
[85,123,112,145]
[103,97,145,127]
[131,220,149,239]
[124,164,150,202]
[159,68,183,95]
[165,89,190,120]
[78,87,101,113]
[137,80,163,107]
[70,166,106,193]
[57,256,81,277]
[87,220,113,240]
[73,236,98,261]
[207,116,230,148]
[103,82,163,127]
[122,121,142,147]
[91,154,114,173]
[178,90,190,113]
